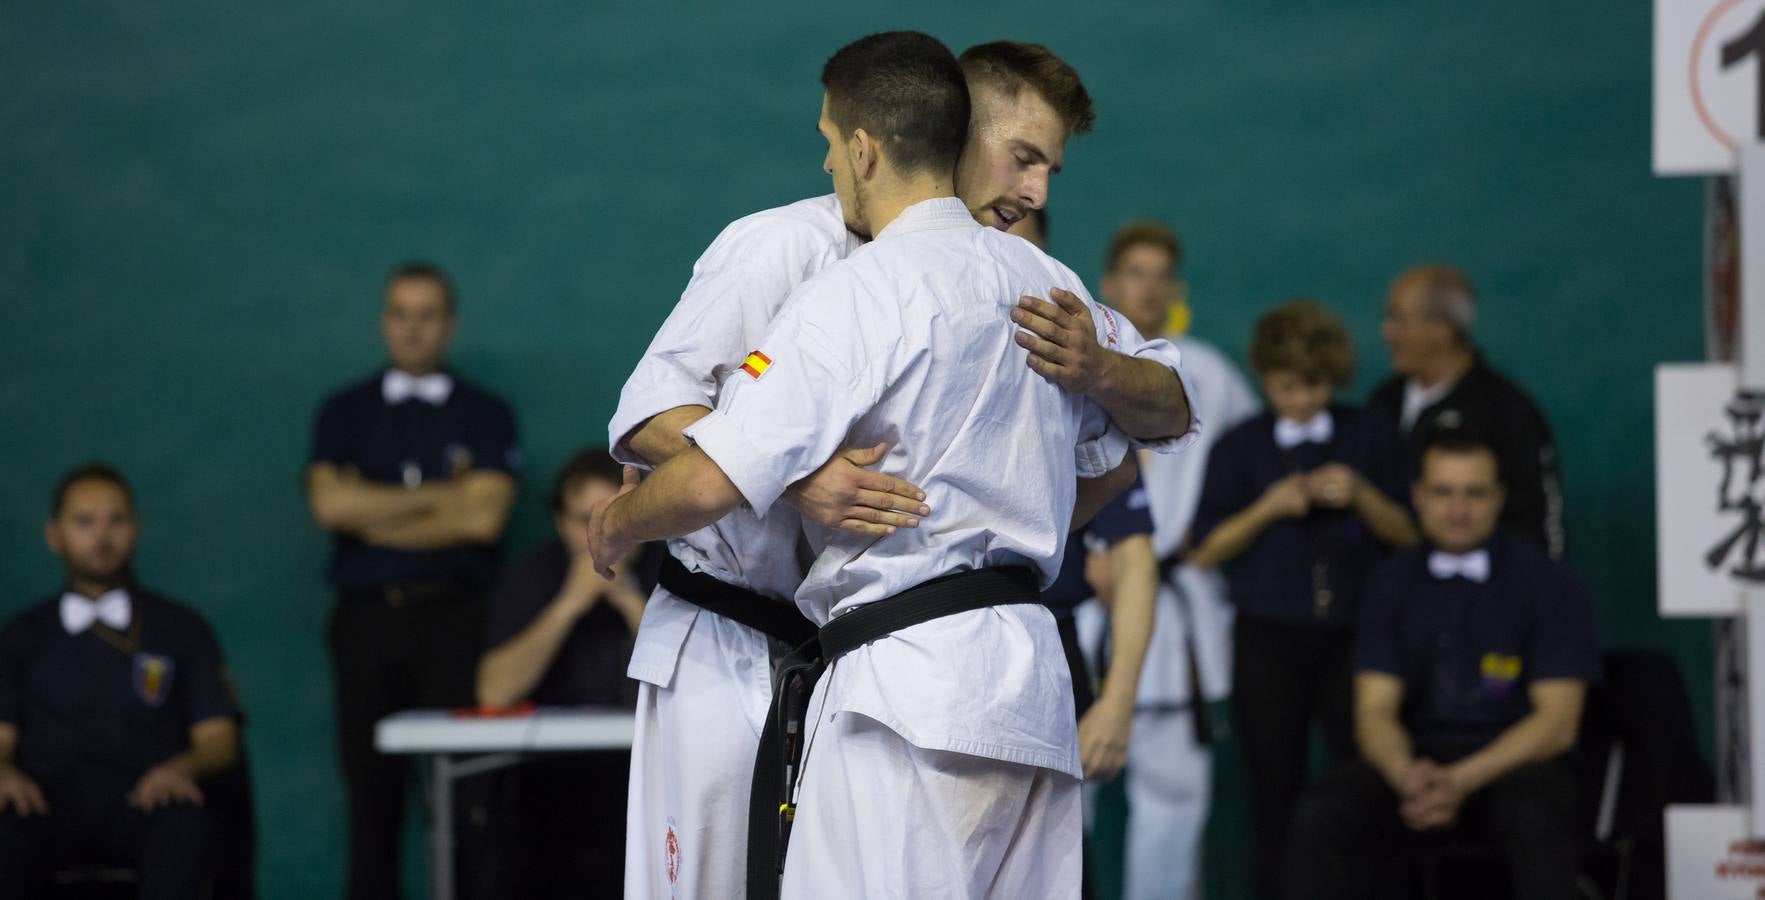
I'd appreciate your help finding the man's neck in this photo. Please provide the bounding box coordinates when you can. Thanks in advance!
[864,172,956,237]
[65,573,127,600]
[1411,345,1474,390]
[391,361,444,377]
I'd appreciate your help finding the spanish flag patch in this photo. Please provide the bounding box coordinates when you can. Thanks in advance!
[740,350,772,379]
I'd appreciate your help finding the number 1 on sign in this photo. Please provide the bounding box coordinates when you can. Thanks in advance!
[1722,5,1765,139]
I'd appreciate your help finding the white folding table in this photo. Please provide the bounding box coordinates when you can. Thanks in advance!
[375,707,635,900]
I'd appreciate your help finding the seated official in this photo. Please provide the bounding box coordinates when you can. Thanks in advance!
[474,449,649,898]
[0,463,241,900]
[1283,435,1600,900]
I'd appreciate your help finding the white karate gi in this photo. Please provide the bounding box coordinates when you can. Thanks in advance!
[1074,333,1258,900]
[609,195,859,900]
[682,197,1197,899]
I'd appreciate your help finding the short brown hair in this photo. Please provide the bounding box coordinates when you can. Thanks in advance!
[386,260,457,314]
[1249,299,1355,385]
[959,42,1095,136]
[823,32,970,175]
[51,461,134,517]
[1105,221,1183,273]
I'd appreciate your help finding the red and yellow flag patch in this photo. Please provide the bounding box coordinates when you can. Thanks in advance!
[740,350,772,379]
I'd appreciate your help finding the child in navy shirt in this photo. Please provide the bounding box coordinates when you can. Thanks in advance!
[1190,300,1417,900]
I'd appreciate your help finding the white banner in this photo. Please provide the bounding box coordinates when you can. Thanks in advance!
[1657,0,1765,175]
[1656,363,1763,616]
[1669,805,1765,897]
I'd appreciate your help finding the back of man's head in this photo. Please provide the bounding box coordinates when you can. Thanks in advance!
[959,41,1096,137]
[821,32,969,176]
[1392,264,1475,342]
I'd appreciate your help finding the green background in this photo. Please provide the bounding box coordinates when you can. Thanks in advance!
[0,2,1708,897]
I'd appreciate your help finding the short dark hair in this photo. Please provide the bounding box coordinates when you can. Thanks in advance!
[549,447,623,513]
[1419,431,1505,485]
[821,32,970,176]
[959,41,1096,136]
[385,260,457,314]
[1249,299,1355,385]
[51,462,134,517]
[1105,221,1183,273]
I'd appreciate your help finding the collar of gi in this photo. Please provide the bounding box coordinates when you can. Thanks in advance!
[874,196,977,241]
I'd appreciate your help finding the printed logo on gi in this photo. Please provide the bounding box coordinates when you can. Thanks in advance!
[1480,652,1522,699]
[665,817,681,886]
[1097,305,1121,349]
[133,653,175,707]
[740,350,772,380]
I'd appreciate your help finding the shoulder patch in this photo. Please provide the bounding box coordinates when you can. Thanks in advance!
[740,351,773,380]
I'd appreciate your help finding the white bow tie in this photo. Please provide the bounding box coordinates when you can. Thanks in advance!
[383,370,454,406]
[1428,550,1491,583]
[1274,412,1334,449]
[61,589,132,635]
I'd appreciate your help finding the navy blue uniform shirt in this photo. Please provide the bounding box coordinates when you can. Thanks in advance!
[484,540,645,709]
[309,371,520,591]
[1190,406,1410,629]
[1041,477,1155,617]
[1355,533,1600,762]
[0,588,239,783]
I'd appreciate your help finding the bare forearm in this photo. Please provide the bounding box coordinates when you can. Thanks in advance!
[306,467,444,533]
[606,447,743,545]
[477,598,582,708]
[1448,712,1574,795]
[1353,483,1419,548]
[181,719,239,778]
[1357,712,1415,790]
[1189,503,1276,568]
[1098,539,1157,711]
[1071,457,1139,532]
[626,406,712,468]
[1089,353,1191,442]
[0,724,16,768]
[361,474,515,549]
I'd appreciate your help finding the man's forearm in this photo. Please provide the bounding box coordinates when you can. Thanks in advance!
[1098,537,1157,711]
[1357,712,1415,790]
[607,447,744,546]
[306,466,446,533]
[1071,457,1139,532]
[1448,710,1575,796]
[626,405,713,467]
[1089,353,1191,442]
[477,597,581,708]
[360,474,515,549]
[181,719,239,778]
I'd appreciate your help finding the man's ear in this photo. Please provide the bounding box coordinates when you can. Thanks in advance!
[44,521,61,556]
[849,128,877,180]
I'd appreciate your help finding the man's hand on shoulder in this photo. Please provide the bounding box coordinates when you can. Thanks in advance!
[783,443,929,537]
[1012,288,1117,395]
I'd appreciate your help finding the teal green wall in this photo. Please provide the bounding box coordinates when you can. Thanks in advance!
[0,3,1706,897]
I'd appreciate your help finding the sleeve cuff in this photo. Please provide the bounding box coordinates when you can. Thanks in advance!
[608,380,716,470]
[681,411,790,518]
[1129,345,1203,455]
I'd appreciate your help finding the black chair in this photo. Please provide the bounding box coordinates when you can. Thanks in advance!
[1420,649,1715,900]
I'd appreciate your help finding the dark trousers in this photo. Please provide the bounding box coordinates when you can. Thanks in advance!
[328,583,483,900]
[0,773,213,900]
[1230,615,1355,900]
[1284,759,1579,900]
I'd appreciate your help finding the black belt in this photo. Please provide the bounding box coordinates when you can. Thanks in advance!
[657,554,816,648]
[1153,553,1213,746]
[746,566,1041,900]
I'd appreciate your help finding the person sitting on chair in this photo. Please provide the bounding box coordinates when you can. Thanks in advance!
[1283,433,1600,900]
[0,463,241,900]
